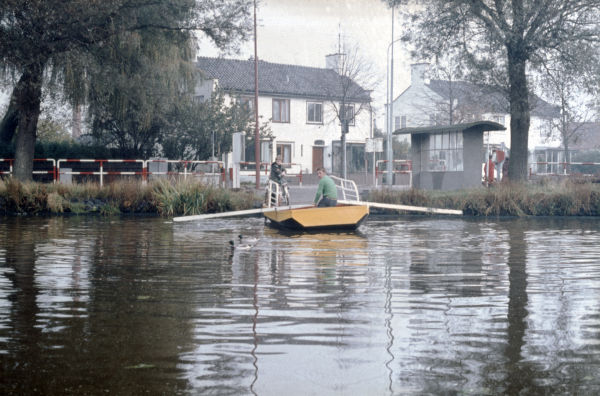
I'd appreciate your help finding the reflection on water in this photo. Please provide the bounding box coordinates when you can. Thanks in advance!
[1,216,600,394]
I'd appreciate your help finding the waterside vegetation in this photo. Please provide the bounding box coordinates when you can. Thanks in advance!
[2,179,600,217]
[369,180,600,216]
[0,179,258,217]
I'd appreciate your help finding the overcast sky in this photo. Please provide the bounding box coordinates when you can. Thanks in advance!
[198,0,414,127]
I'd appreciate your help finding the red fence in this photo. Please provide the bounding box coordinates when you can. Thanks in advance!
[0,159,57,182]
[375,160,412,187]
[529,161,600,177]
[1,158,225,187]
[238,161,304,185]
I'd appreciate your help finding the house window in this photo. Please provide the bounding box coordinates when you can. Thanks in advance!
[422,131,463,172]
[401,115,407,129]
[307,102,323,124]
[273,99,290,123]
[340,104,355,126]
[277,143,292,166]
[332,141,366,174]
[238,97,254,114]
[394,116,401,131]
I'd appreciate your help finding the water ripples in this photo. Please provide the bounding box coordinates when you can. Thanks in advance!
[1,216,600,394]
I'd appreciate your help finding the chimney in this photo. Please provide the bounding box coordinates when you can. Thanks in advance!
[326,53,345,74]
[411,63,430,86]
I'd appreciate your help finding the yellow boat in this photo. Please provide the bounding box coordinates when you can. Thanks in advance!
[263,203,369,231]
[262,176,369,231]
[173,177,461,226]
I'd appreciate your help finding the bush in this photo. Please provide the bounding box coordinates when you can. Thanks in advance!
[367,181,600,217]
[0,179,258,216]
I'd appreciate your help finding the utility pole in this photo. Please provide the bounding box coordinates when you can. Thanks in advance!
[253,0,260,189]
[386,5,394,187]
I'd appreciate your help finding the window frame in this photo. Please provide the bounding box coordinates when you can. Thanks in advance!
[421,131,464,172]
[238,96,255,114]
[306,101,323,124]
[272,98,290,123]
[276,143,293,167]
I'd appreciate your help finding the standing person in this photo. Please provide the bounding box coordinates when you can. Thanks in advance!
[314,167,338,207]
[484,153,495,185]
[502,157,510,182]
[270,155,286,185]
[494,149,505,180]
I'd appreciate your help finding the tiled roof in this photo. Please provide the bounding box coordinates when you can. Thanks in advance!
[426,80,560,118]
[196,57,371,102]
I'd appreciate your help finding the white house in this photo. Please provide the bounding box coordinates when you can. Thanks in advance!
[389,63,560,151]
[196,56,372,176]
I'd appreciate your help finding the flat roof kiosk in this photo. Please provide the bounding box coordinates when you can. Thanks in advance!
[394,121,505,191]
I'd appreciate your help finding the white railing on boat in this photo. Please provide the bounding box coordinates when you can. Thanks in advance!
[265,180,287,208]
[330,176,360,202]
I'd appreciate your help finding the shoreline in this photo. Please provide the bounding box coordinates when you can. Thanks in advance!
[2,179,600,218]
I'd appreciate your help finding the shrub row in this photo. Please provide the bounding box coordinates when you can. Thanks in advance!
[0,179,259,216]
[368,181,600,216]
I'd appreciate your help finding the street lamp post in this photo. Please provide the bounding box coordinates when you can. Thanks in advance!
[386,34,402,187]
[385,7,401,187]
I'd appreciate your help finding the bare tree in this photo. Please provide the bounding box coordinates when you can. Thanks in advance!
[540,60,597,174]
[322,43,376,179]
[388,0,600,182]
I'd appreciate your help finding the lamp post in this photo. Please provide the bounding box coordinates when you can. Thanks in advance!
[253,0,260,189]
[386,34,402,187]
[385,7,401,187]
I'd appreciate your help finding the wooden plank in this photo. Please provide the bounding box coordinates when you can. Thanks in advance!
[173,204,309,222]
[338,199,462,215]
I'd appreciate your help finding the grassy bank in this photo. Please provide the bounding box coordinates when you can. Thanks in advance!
[368,180,600,216]
[3,178,600,217]
[0,179,259,216]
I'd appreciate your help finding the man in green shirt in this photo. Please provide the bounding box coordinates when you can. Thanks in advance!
[314,167,338,207]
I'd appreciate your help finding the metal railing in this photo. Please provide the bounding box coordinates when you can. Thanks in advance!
[330,175,360,202]
[1,158,225,187]
[375,159,412,187]
[530,161,600,177]
[0,158,57,182]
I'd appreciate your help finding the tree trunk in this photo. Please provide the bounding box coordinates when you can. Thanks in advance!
[563,143,570,175]
[0,94,19,143]
[506,49,530,183]
[341,130,347,179]
[13,63,44,182]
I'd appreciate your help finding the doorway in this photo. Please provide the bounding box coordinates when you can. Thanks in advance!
[312,146,324,173]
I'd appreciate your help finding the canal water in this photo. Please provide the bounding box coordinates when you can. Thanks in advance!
[1,215,599,395]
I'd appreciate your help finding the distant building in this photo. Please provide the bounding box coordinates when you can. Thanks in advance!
[196,56,372,175]
[389,63,560,150]
[395,121,505,190]
[532,121,600,175]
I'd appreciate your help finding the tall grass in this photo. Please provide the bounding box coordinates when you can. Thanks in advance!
[3,178,600,217]
[368,180,600,216]
[0,179,259,216]
[151,179,257,216]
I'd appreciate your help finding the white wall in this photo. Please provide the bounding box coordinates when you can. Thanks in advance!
[391,83,560,152]
[391,85,444,131]
[256,95,371,174]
